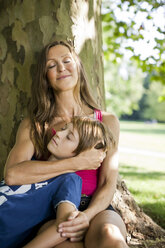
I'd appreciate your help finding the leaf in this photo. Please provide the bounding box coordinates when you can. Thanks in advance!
[101,13,113,22]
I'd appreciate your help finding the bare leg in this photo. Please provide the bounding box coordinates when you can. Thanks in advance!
[85,210,129,248]
[23,202,76,248]
[55,241,84,248]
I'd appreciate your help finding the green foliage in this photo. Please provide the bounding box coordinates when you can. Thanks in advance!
[102,0,165,85]
[127,76,165,122]
[140,82,165,122]
[102,0,165,120]
[104,61,144,117]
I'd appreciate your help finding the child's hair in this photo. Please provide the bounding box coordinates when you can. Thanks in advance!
[71,116,116,155]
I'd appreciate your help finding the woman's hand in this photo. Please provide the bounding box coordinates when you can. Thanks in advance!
[58,211,89,242]
[76,148,106,171]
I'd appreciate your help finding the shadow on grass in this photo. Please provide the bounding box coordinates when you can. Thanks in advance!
[119,163,165,229]
[139,202,165,229]
[120,127,165,135]
[119,164,165,180]
[120,171,165,180]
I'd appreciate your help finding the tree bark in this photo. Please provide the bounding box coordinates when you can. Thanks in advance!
[113,177,165,244]
[0,0,164,245]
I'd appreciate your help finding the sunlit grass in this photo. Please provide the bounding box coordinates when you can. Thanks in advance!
[119,121,165,229]
[119,153,165,171]
[119,121,165,153]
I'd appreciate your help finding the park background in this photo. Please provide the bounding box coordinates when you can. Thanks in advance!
[0,0,164,247]
[102,0,165,233]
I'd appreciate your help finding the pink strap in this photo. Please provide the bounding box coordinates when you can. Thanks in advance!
[94,109,102,122]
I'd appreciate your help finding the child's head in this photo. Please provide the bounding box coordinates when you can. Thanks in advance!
[47,116,115,160]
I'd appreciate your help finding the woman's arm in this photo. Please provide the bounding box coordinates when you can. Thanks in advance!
[84,112,119,220]
[57,112,120,241]
[4,119,104,185]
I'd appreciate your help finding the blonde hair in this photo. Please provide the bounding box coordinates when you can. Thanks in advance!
[29,41,100,158]
[71,116,116,155]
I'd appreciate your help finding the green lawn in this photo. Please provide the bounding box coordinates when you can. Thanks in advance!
[119,120,165,229]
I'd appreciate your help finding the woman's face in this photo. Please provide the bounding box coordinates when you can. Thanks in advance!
[47,123,79,159]
[46,45,79,92]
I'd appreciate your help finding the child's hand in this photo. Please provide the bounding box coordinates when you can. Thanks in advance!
[58,210,89,242]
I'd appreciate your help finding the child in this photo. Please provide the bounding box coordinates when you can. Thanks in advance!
[0,116,115,248]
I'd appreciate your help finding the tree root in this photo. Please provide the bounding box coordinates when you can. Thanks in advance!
[112,177,165,243]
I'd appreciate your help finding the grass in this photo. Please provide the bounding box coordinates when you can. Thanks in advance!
[120,120,165,153]
[119,120,165,229]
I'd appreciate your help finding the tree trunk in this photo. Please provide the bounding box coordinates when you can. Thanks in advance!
[0,0,164,245]
[0,0,105,179]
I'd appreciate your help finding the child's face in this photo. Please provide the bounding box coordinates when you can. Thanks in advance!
[47,123,79,159]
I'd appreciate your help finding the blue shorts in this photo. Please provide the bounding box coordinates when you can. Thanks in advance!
[0,173,82,248]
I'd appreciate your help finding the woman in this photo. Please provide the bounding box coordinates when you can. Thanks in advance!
[0,117,112,248]
[4,41,128,248]
[23,116,114,248]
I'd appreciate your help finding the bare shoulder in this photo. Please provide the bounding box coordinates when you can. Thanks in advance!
[19,117,31,128]
[101,111,120,143]
[102,111,120,130]
[4,118,34,172]
[16,117,31,141]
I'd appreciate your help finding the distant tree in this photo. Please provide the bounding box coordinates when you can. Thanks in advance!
[104,60,144,118]
[121,74,165,122]
[141,81,165,122]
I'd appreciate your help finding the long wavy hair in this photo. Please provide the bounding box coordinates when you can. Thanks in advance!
[71,116,116,155]
[29,41,100,158]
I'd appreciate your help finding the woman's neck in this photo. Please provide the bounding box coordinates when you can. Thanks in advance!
[53,90,94,122]
[54,91,83,118]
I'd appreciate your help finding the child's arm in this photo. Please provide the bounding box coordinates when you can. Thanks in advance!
[23,220,66,248]
[23,202,75,248]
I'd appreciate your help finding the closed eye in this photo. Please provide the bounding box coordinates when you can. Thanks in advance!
[48,64,56,69]
[66,132,74,140]
[66,134,71,140]
[61,124,67,131]
[63,56,72,63]
[64,60,71,63]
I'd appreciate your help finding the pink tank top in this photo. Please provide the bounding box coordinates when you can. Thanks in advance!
[75,109,102,196]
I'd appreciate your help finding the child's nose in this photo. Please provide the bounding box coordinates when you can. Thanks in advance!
[56,130,65,139]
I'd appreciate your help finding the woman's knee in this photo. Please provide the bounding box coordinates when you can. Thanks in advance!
[85,220,128,248]
[100,223,127,247]
[102,223,122,238]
